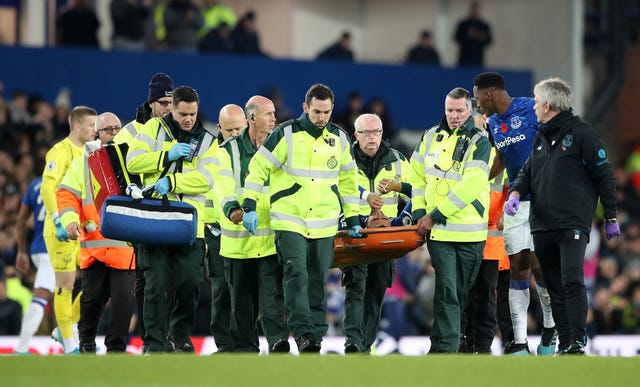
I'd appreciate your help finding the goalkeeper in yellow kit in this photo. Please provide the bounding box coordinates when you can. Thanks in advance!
[42,106,97,354]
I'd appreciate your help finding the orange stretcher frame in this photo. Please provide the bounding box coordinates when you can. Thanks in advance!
[332,225,425,268]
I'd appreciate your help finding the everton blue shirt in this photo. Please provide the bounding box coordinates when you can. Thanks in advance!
[488,97,538,199]
[22,177,47,254]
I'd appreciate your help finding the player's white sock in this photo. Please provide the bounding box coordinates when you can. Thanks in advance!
[15,297,47,353]
[72,323,79,346]
[536,282,555,329]
[509,280,530,344]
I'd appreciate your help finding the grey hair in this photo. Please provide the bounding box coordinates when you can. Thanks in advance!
[94,112,121,131]
[447,87,472,109]
[245,100,258,120]
[533,77,573,111]
[354,113,383,132]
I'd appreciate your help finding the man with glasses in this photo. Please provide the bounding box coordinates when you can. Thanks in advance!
[57,112,135,353]
[342,113,412,354]
[113,72,174,341]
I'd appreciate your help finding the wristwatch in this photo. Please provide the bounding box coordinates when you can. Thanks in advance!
[606,218,617,224]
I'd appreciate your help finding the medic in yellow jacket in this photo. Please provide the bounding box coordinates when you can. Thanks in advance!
[126,115,220,239]
[57,142,134,270]
[241,113,360,237]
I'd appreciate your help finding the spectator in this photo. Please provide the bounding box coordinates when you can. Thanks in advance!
[164,0,204,53]
[335,91,364,139]
[199,22,234,53]
[316,31,354,61]
[454,1,492,67]
[56,0,100,48]
[110,0,152,51]
[0,276,22,335]
[200,0,237,36]
[232,10,266,56]
[406,30,440,65]
[366,97,397,144]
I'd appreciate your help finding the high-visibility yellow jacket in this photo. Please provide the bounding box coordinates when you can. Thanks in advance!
[41,137,84,240]
[353,141,411,217]
[126,115,220,239]
[242,113,360,238]
[216,130,275,259]
[57,145,134,270]
[410,116,491,242]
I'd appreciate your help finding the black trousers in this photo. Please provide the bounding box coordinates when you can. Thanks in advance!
[224,257,261,353]
[138,240,205,352]
[496,269,514,347]
[460,259,498,352]
[205,227,232,352]
[533,230,588,350]
[79,261,135,352]
[342,261,394,352]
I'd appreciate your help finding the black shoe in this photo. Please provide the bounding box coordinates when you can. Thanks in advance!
[474,346,492,354]
[506,342,531,356]
[270,339,290,353]
[79,342,96,354]
[169,336,195,353]
[344,343,361,353]
[296,333,321,353]
[557,341,585,355]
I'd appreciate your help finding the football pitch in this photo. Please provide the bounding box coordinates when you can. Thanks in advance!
[1,354,637,387]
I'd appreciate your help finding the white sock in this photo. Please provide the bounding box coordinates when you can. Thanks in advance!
[72,323,79,345]
[63,337,77,353]
[15,298,47,353]
[509,280,530,344]
[537,284,555,328]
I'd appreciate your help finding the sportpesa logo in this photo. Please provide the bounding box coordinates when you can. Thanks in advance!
[495,134,527,149]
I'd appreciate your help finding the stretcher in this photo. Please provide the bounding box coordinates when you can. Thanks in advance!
[332,225,424,268]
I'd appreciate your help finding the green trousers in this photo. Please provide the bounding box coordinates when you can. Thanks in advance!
[275,230,333,342]
[258,255,289,350]
[138,240,205,352]
[205,226,232,352]
[427,240,484,353]
[224,257,261,352]
[342,261,394,352]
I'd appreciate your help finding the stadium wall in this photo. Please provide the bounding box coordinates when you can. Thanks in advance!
[0,45,531,130]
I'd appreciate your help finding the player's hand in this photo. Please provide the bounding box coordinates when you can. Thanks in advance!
[53,216,69,242]
[16,252,30,273]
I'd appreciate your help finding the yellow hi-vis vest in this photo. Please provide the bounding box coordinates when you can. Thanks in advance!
[410,116,491,242]
[242,114,360,238]
[126,116,220,239]
[216,133,275,259]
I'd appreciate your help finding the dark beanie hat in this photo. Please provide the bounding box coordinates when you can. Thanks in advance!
[148,73,174,103]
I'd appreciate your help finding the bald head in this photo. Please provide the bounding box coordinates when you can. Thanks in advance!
[218,104,246,139]
[95,112,122,145]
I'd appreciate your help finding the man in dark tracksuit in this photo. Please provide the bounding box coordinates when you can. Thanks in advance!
[507,77,619,355]
[343,113,412,353]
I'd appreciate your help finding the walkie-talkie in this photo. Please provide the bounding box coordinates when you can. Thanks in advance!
[452,136,469,162]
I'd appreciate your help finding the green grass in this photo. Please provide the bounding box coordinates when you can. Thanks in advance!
[1,354,638,387]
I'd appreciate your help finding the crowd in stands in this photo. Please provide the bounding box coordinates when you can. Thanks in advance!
[1,79,640,342]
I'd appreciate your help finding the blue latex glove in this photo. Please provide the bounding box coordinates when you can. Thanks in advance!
[154,177,171,195]
[504,196,520,216]
[605,221,620,240]
[243,211,258,235]
[53,215,69,242]
[348,225,364,238]
[168,143,192,161]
